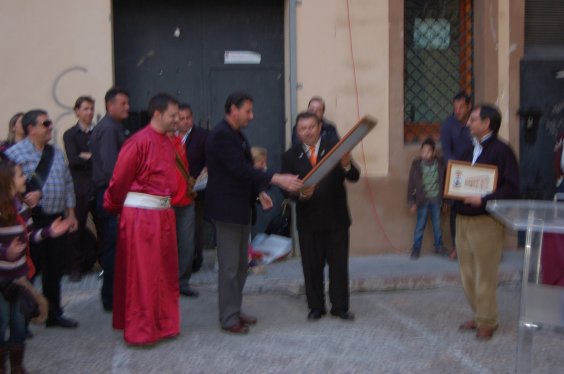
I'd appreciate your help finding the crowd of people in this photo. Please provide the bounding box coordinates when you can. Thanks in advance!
[0,86,523,370]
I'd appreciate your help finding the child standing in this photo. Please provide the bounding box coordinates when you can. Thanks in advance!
[407,138,446,259]
[248,147,271,273]
[0,159,70,372]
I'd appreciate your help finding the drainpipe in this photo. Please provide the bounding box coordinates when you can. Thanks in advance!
[289,0,298,128]
[289,0,301,256]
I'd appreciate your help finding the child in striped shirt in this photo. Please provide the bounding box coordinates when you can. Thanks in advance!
[0,158,70,372]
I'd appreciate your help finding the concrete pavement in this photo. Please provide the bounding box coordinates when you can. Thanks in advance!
[24,250,564,373]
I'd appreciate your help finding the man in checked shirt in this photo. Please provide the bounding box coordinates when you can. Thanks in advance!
[5,109,79,328]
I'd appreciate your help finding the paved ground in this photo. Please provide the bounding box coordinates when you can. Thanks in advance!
[24,250,564,373]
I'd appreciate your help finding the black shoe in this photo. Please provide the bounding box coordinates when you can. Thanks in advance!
[410,251,420,259]
[307,309,326,320]
[180,287,199,298]
[331,311,355,321]
[192,256,203,273]
[25,328,33,339]
[46,316,78,328]
[434,247,449,257]
[103,304,112,312]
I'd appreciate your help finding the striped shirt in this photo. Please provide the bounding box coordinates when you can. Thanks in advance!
[5,138,75,214]
[0,199,43,280]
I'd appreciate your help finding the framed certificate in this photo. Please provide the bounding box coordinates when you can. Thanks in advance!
[302,115,377,188]
[444,160,498,200]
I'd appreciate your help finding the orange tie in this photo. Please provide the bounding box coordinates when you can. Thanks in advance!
[308,146,317,166]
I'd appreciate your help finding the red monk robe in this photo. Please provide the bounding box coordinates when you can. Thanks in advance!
[104,125,179,345]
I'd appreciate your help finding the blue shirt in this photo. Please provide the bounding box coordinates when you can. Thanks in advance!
[5,139,75,214]
[440,114,473,162]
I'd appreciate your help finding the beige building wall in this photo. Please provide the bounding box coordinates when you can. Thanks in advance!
[0,0,523,254]
[296,0,389,176]
[297,0,524,254]
[0,0,113,145]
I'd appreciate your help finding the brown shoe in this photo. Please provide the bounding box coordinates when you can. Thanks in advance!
[458,320,477,331]
[222,322,249,335]
[476,325,497,341]
[239,313,257,325]
[449,248,458,261]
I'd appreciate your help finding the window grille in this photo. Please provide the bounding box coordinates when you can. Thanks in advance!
[404,0,474,143]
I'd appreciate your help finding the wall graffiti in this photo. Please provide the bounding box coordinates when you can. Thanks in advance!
[50,66,88,144]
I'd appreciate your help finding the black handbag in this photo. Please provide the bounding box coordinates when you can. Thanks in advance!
[0,277,48,323]
[265,199,292,237]
[1,279,38,320]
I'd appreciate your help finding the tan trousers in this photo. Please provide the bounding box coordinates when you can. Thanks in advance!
[456,214,504,328]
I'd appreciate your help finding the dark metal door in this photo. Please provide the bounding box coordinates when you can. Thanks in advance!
[520,59,564,199]
[113,0,285,233]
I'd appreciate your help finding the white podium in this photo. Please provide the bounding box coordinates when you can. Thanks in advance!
[487,200,564,374]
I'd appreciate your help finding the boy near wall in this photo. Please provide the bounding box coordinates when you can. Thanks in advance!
[407,138,447,259]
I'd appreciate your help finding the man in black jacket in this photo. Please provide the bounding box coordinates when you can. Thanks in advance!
[282,111,360,321]
[206,92,302,334]
[89,87,130,311]
[63,96,100,281]
[456,104,519,340]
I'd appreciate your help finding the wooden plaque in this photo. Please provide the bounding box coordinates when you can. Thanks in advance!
[302,115,377,188]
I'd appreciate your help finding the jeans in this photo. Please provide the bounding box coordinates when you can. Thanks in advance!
[412,201,443,253]
[97,187,118,309]
[0,292,26,346]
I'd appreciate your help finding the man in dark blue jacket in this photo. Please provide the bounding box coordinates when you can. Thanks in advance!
[206,92,302,334]
[456,104,519,341]
[440,91,473,259]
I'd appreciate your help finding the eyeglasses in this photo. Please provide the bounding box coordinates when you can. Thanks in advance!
[41,120,53,127]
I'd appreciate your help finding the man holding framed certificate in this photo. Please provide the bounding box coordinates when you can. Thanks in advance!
[454,104,519,341]
[282,111,360,321]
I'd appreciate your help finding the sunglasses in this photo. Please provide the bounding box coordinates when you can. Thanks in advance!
[40,120,53,127]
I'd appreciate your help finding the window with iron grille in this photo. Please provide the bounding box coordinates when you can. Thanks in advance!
[404,0,474,143]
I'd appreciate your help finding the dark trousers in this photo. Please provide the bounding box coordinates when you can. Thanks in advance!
[173,204,195,291]
[192,197,206,272]
[96,187,118,309]
[298,229,350,313]
[67,190,101,274]
[214,220,250,329]
[31,212,66,320]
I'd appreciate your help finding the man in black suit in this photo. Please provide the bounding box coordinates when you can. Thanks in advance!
[282,111,359,321]
[177,103,208,273]
[63,95,100,281]
[206,92,302,334]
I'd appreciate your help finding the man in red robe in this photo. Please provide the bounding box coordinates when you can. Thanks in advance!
[104,93,180,345]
